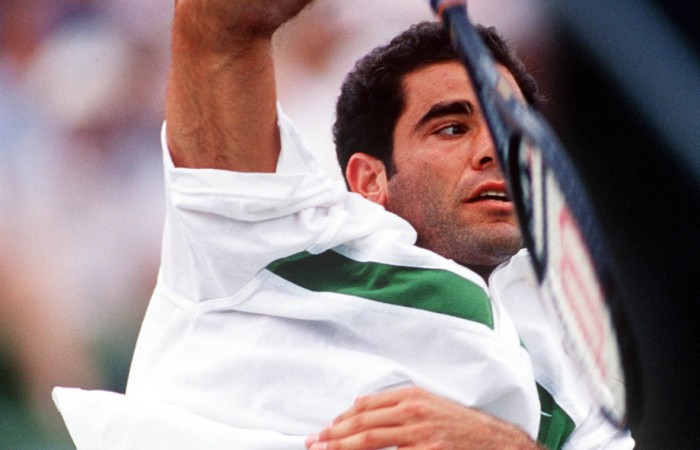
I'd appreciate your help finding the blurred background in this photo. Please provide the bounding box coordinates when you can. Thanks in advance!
[0,0,697,448]
[1,0,170,447]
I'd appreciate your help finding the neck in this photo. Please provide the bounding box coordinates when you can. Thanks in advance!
[466,264,496,283]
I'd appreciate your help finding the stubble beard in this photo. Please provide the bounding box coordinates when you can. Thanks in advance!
[386,175,522,271]
[415,209,523,271]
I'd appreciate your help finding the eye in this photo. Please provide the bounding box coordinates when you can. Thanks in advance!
[436,123,467,136]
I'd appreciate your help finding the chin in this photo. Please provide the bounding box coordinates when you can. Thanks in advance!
[490,223,522,246]
[483,231,523,261]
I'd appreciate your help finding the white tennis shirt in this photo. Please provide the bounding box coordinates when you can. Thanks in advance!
[53,109,541,448]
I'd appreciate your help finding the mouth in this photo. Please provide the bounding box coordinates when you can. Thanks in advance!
[465,183,511,203]
[471,189,510,202]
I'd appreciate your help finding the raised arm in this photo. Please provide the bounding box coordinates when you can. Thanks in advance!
[166,0,315,171]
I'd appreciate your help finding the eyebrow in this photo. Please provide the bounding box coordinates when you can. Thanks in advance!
[414,100,475,131]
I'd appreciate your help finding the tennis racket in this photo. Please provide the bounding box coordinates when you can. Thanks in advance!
[430,0,634,428]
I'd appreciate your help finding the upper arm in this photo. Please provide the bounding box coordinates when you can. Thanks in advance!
[164,1,314,172]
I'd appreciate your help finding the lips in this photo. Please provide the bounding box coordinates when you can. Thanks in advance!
[465,182,511,203]
[475,189,509,201]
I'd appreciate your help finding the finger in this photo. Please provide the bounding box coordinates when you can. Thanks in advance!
[309,425,415,450]
[332,387,423,424]
[305,397,405,449]
[326,408,406,441]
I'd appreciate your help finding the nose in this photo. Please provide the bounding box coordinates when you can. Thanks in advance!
[470,131,498,170]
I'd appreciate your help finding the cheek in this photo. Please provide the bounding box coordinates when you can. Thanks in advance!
[424,146,470,183]
[402,155,452,181]
[387,172,425,218]
[387,169,444,222]
[397,162,459,211]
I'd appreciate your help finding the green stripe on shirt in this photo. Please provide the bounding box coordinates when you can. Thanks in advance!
[536,384,576,450]
[267,250,494,329]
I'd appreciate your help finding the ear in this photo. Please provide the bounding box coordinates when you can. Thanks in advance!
[345,153,389,206]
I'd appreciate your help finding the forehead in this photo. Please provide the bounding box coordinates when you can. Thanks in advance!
[401,61,474,110]
[399,61,522,118]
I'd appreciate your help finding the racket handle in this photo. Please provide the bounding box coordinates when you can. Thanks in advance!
[430,0,467,18]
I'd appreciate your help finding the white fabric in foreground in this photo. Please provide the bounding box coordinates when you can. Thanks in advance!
[53,387,306,449]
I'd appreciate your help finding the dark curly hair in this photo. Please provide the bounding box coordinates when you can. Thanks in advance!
[333,21,541,179]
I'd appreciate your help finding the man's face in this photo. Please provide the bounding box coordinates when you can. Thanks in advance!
[386,61,522,275]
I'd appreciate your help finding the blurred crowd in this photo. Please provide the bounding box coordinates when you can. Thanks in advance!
[0,0,552,448]
[0,0,170,447]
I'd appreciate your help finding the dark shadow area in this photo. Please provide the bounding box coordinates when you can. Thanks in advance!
[543,1,700,447]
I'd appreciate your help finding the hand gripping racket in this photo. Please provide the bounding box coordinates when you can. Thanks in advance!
[430,0,636,428]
